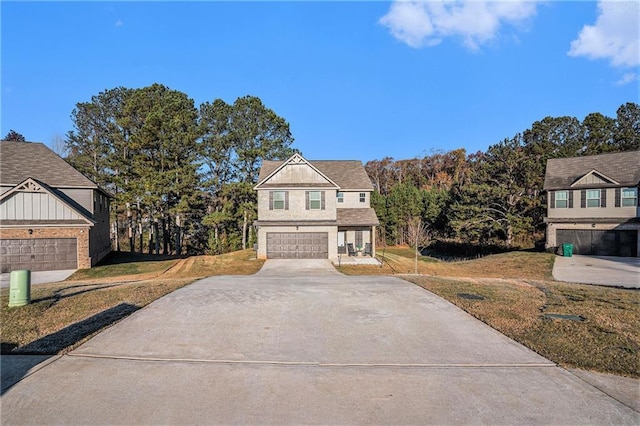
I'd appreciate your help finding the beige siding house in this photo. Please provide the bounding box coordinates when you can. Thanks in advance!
[543,150,640,257]
[0,141,111,272]
[254,153,379,260]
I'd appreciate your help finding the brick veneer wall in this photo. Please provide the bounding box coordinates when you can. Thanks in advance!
[0,226,91,269]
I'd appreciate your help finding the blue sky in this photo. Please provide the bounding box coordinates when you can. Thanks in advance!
[2,1,638,163]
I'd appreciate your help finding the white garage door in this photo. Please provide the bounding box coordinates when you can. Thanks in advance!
[266,232,328,259]
[0,238,78,273]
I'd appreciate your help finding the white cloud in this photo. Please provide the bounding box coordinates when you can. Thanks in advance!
[379,0,540,50]
[568,1,640,68]
[615,72,638,86]
[115,19,124,27]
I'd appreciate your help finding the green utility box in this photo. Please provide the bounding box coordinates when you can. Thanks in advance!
[8,270,31,307]
[562,243,573,258]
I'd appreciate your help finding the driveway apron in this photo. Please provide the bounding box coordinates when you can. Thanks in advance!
[2,261,638,424]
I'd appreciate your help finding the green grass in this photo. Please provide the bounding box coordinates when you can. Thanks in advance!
[67,252,181,281]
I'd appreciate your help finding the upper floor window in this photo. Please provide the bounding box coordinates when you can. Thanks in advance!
[555,190,569,208]
[586,189,600,208]
[270,191,288,210]
[359,192,366,203]
[337,192,344,203]
[307,191,324,210]
[622,187,638,207]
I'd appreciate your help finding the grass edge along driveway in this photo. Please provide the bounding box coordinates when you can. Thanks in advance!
[337,248,638,378]
[2,248,638,378]
[1,250,264,355]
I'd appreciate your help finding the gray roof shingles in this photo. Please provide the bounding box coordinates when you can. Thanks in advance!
[258,159,374,191]
[0,141,98,189]
[543,151,640,190]
[337,208,380,226]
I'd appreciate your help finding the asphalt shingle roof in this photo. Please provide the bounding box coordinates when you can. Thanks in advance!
[0,141,98,188]
[337,208,380,226]
[258,159,374,191]
[543,151,640,190]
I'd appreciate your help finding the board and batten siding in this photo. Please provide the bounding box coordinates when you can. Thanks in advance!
[59,188,94,213]
[266,163,331,185]
[1,191,84,221]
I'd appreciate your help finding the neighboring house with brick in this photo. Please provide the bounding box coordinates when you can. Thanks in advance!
[543,150,640,257]
[254,153,379,260]
[0,141,111,272]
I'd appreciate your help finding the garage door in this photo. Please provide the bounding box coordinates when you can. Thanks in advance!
[0,238,78,273]
[266,232,328,259]
[556,230,638,257]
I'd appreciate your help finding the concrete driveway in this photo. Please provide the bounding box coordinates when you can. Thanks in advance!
[2,260,638,424]
[0,269,76,289]
[553,255,640,289]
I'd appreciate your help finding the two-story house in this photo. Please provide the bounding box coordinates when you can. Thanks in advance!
[254,153,379,260]
[0,141,112,272]
[543,150,640,257]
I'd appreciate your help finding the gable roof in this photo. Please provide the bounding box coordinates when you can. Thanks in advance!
[543,151,640,191]
[254,153,339,190]
[0,141,100,189]
[257,155,374,191]
[0,177,95,225]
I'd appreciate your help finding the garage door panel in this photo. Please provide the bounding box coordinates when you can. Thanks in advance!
[555,229,638,257]
[0,238,77,273]
[267,232,328,259]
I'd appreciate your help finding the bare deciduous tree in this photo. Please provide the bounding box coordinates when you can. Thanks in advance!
[406,216,429,274]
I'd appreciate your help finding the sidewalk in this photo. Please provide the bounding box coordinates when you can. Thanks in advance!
[0,269,76,289]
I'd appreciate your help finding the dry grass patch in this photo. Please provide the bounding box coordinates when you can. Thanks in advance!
[1,249,264,355]
[338,247,554,281]
[406,276,640,377]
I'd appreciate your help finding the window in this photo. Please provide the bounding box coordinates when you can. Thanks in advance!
[555,191,569,208]
[270,191,287,210]
[622,187,638,207]
[586,189,600,208]
[337,192,344,203]
[359,192,366,203]
[308,191,323,210]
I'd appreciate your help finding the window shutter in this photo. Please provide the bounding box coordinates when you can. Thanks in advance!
[305,191,309,210]
[580,190,586,208]
[568,190,573,208]
[269,191,273,210]
[285,191,289,210]
[601,189,606,208]
[321,192,325,210]
[615,188,621,207]
[550,191,555,209]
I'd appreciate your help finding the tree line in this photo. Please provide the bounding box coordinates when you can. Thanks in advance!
[367,102,639,254]
[8,91,637,257]
[65,84,296,255]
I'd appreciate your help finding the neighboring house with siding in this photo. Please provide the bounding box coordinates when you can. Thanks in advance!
[543,150,640,257]
[254,153,379,260]
[0,141,111,272]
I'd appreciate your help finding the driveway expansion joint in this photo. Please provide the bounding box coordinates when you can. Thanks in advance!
[68,353,556,369]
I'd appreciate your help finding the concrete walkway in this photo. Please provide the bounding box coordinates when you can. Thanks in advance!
[2,263,638,424]
[0,269,76,289]
[553,255,640,288]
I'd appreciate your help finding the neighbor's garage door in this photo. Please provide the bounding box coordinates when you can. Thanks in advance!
[0,238,78,273]
[266,232,328,259]
[556,230,638,257]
